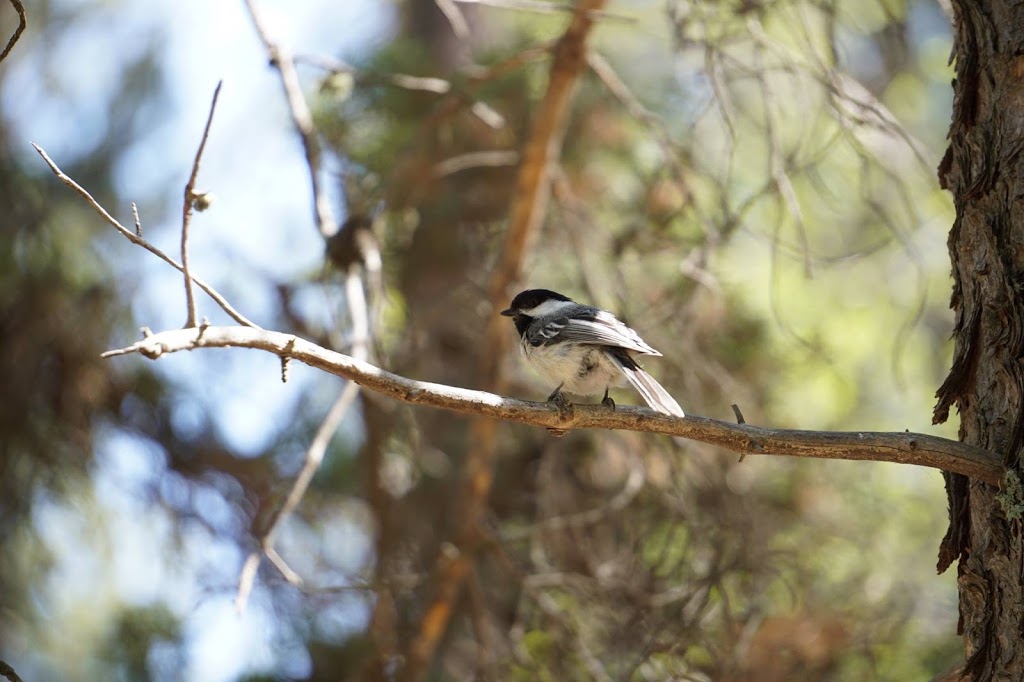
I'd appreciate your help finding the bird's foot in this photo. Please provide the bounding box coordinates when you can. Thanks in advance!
[547,384,567,405]
[601,389,616,410]
[546,385,573,421]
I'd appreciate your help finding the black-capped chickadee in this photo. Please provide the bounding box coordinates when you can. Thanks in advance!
[501,289,685,417]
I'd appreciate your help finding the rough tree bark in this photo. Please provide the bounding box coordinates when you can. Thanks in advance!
[935,1,1024,679]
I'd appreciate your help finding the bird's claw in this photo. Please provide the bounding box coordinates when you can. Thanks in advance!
[547,385,567,404]
[546,386,573,419]
[601,389,615,410]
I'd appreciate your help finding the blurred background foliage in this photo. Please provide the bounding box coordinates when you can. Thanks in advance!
[1,0,963,680]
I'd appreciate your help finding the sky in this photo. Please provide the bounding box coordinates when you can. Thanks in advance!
[6,1,391,679]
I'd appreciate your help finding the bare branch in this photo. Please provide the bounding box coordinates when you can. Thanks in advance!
[32,143,261,329]
[265,546,302,585]
[0,660,23,682]
[234,552,261,612]
[296,53,509,130]
[103,325,1004,485]
[435,0,471,39]
[181,81,223,328]
[236,266,371,612]
[433,150,518,177]
[0,0,26,64]
[131,202,142,236]
[243,0,337,238]
[234,380,361,612]
[455,0,632,22]
[504,449,645,541]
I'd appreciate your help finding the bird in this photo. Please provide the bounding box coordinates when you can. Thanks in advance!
[500,288,685,417]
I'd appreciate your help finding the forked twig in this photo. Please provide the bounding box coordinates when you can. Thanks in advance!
[32,144,260,329]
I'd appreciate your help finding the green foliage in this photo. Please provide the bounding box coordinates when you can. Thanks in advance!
[4,0,971,680]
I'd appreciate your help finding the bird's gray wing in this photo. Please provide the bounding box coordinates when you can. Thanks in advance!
[538,309,662,356]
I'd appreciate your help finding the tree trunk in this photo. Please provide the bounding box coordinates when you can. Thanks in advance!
[935,1,1024,679]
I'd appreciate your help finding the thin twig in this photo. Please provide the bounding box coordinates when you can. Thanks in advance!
[295,53,510,130]
[586,50,705,229]
[504,449,645,541]
[131,202,142,236]
[297,53,454,93]
[455,0,632,22]
[435,0,470,38]
[433,150,518,177]
[33,143,260,329]
[0,661,23,682]
[0,0,26,64]
[243,0,337,238]
[181,81,223,328]
[236,264,371,612]
[235,380,361,612]
[102,327,1004,507]
[265,546,302,585]
[235,552,261,611]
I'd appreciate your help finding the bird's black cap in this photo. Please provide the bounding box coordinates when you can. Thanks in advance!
[501,289,573,316]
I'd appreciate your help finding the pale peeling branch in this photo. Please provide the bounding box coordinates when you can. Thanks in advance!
[103,325,1004,485]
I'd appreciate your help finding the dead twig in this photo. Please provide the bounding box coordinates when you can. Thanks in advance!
[181,81,223,328]
[236,257,373,612]
[243,0,337,238]
[235,380,361,612]
[32,143,260,329]
[0,0,26,64]
[435,0,471,39]
[504,448,645,541]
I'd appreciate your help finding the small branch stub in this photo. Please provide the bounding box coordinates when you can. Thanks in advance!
[733,404,748,461]
[281,338,296,383]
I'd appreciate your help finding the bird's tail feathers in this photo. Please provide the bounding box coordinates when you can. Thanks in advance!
[616,362,685,418]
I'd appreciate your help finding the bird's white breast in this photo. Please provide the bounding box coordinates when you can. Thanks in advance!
[521,339,624,396]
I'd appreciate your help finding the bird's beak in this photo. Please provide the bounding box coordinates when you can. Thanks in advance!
[500,308,516,317]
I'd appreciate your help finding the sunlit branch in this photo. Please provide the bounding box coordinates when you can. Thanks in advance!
[102,325,1004,486]
[243,0,337,238]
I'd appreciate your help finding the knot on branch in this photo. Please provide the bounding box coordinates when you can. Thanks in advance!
[280,338,296,383]
[140,343,164,360]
